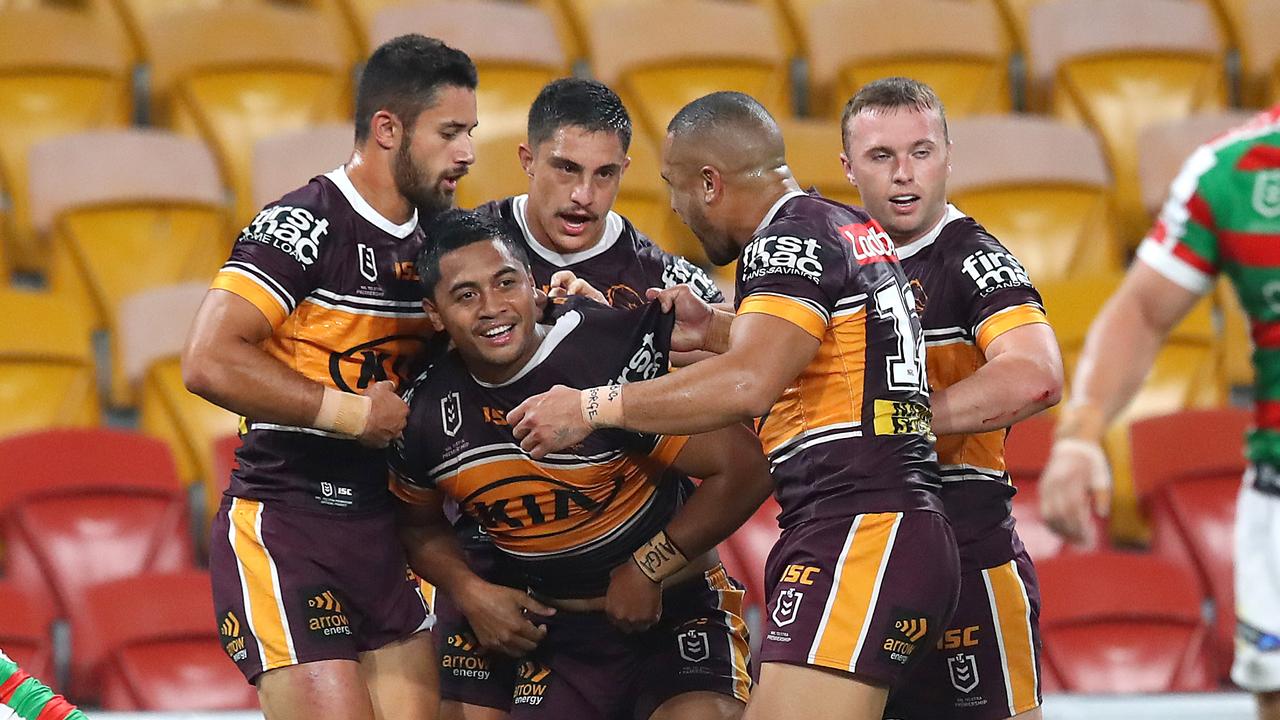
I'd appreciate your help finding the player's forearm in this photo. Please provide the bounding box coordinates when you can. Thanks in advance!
[396,511,488,599]
[620,356,772,435]
[664,458,773,563]
[183,333,325,427]
[1061,299,1168,439]
[931,353,1062,435]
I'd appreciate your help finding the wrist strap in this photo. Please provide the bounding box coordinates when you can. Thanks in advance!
[704,310,733,354]
[1055,403,1106,443]
[314,387,372,437]
[580,384,624,429]
[632,528,689,583]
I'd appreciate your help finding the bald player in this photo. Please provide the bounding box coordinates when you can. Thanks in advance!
[508,92,960,720]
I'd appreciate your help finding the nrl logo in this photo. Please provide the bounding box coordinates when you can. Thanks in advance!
[678,629,710,663]
[1253,170,1280,219]
[948,653,980,694]
[441,391,462,437]
[772,587,803,627]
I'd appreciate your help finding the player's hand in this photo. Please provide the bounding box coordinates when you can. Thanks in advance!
[605,560,662,633]
[1039,439,1111,547]
[508,385,593,459]
[358,380,408,448]
[548,270,606,304]
[646,285,714,352]
[454,579,555,658]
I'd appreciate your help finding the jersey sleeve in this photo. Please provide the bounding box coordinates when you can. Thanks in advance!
[735,224,840,340]
[209,200,331,327]
[950,234,1049,353]
[1135,143,1222,295]
[387,374,439,505]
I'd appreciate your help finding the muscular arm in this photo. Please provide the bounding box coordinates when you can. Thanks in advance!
[930,323,1064,435]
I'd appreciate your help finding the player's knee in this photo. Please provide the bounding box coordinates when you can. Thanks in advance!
[649,691,743,720]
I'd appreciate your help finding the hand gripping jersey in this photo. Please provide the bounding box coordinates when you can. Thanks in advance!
[475,195,724,308]
[0,650,85,720]
[897,204,1049,569]
[390,299,691,598]
[735,191,942,528]
[1138,105,1280,470]
[209,167,432,513]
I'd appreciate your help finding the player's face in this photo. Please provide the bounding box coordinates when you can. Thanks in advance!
[427,239,540,384]
[841,106,951,245]
[661,134,737,266]
[521,126,629,254]
[397,85,478,220]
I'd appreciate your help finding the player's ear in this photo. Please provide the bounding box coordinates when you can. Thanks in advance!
[839,153,857,187]
[518,142,535,177]
[370,110,400,152]
[701,165,720,203]
[423,298,445,333]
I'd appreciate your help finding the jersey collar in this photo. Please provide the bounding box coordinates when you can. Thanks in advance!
[512,194,625,267]
[325,166,418,239]
[894,204,966,260]
[754,190,809,236]
[471,309,583,388]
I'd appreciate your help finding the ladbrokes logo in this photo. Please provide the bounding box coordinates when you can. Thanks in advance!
[441,632,492,680]
[305,589,352,638]
[838,222,896,265]
[960,250,1031,296]
[741,235,824,284]
[240,205,329,267]
[883,610,930,665]
[220,611,248,662]
[513,660,551,706]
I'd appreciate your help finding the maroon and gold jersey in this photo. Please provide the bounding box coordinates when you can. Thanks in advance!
[897,205,1048,570]
[390,299,690,598]
[476,195,723,309]
[210,168,432,513]
[735,191,942,528]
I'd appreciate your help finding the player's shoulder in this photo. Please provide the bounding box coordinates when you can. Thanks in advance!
[935,212,1017,260]
[933,211,1037,297]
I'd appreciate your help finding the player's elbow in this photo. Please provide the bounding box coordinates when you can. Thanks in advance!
[731,371,779,420]
[1022,357,1064,413]
[181,338,223,402]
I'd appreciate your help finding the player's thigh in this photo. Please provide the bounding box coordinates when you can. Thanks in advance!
[649,691,742,720]
[744,662,886,720]
[441,700,510,720]
[1011,707,1043,720]
[1233,482,1280,693]
[360,630,438,720]
[256,658,374,720]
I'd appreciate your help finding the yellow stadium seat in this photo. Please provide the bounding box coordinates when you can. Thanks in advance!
[1028,0,1227,249]
[121,283,239,502]
[588,0,789,145]
[1235,0,1280,106]
[776,118,860,207]
[455,125,529,211]
[252,124,353,211]
[148,5,350,229]
[0,288,99,437]
[30,130,229,408]
[948,115,1119,282]
[616,132,705,264]
[369,1,568,136]
[0,9,130,272]
[108,0,237,62]
[805,0,1010,119]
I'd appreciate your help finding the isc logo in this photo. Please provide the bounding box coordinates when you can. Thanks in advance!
[780,563,820,585]
[938,625,981,650]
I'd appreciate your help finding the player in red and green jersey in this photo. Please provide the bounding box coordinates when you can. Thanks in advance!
[0,650,86,720]
[1040,105,1280,720]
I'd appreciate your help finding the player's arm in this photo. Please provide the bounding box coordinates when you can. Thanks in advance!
[1039,261,1202,544]
[182,290,405,447]
[605,423,774,631]
[509,312,818,456]
[929,322,1063,435]
[395,493,554,656]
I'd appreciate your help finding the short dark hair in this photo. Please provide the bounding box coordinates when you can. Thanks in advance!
[666,91,777,140]
[840,77,948,154]
[417,209,530,296]
[527,78,632,152]
[354,34,478,143]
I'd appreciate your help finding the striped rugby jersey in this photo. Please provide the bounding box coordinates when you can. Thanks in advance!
[1138,104,1280,468]
[210,167,433,513]
[0,650,85,720]
[897,204,1049,570]
[734,191,943,529]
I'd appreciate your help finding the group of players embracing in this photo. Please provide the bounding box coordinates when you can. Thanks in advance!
[182,31,1063,720]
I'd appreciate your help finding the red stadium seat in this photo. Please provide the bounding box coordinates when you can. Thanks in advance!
[1130,407,1248,678]
[0,580,56,686]
[1038,551,1217,692]
[210,433,242,515]
[720,496,782,615]
[0,428,194,699]
[83,570,258,710]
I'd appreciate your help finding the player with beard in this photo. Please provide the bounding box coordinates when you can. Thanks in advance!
[435,77,725,720]
[182,35,477,720]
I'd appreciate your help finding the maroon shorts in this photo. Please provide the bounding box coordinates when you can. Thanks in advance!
[506,564,752,720]
[885,548,1043,719]
[435,588,518,710]
[209,497,432,683]
[758,511,960,687]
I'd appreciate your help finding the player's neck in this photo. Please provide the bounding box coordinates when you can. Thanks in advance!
[344,151,415,226]
[889,202,949,248]
[736,174,805,243]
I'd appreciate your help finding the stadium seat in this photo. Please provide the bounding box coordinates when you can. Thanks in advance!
[805,0,1010,118]
[0,289,99,438]
[122,283,239,495]
[777,118,860,207]
[614,132,705,263]
[1027,0,1227,247]
[0,8,131,271]
[720,496,782,623]
[1236,0,1280,106]
[82,570,258,710]
[588,0,789,145]
[369,1,568,135]
[1130,407,1248,677]
[948,115,1120,282]
[0,581,56,688]
[454,125,531,212]
[147,5,350,228]
[1037,551,1218,692]
[30,130,229,408]
[252,123,352,211]
[0,428,193,698]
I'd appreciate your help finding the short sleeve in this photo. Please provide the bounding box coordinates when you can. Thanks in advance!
[210,202,331,327]
[1135,143,1222,295]
[949,237,1049,353]
[735,227,840,340]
